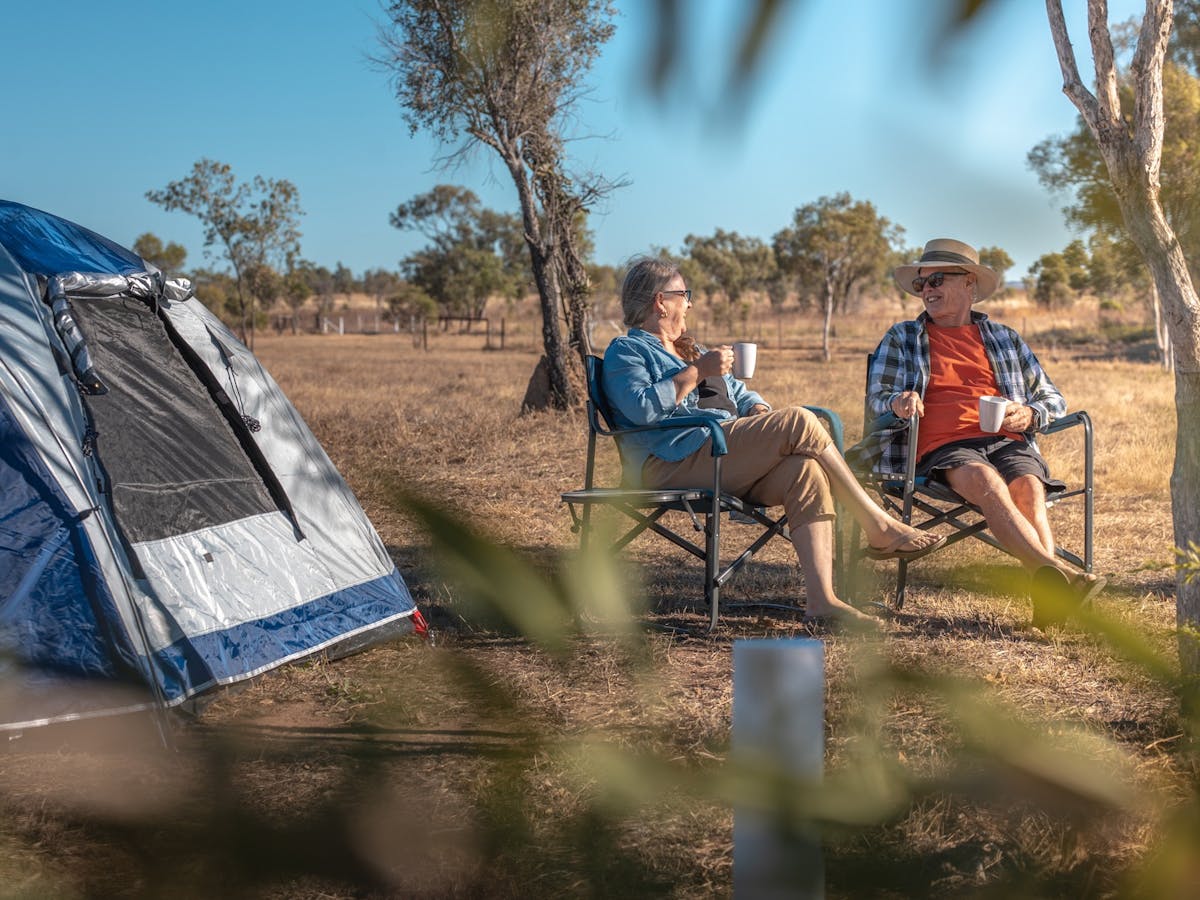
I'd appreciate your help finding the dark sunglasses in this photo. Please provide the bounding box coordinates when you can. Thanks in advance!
[661,289,692,303]
[912,270,968,292]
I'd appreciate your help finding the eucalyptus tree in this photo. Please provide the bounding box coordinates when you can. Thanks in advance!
[390,184,525,319]
[1045,0,1200,664]
[332,262,357,308]
[978,246,1014,292]
[146,159,302,349]
[1028,50,1200,367]
[281,261,315,335]
[377,0,619,409]
[682,229,776,336]
[773,193,902,362]
[362,268,404,331]
[132,233,188,275]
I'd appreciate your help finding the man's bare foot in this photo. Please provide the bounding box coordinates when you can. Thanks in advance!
[1031,567,1107,628]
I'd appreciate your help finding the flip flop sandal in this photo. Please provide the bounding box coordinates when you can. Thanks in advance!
[1071,573,1107,607]
[863,531,947,561]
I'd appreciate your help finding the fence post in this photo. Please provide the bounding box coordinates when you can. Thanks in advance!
[733,638,824,899]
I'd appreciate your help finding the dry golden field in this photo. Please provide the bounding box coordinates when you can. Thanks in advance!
[0,299,1191,898]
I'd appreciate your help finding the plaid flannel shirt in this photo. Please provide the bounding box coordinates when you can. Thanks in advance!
[851,310,1066,475]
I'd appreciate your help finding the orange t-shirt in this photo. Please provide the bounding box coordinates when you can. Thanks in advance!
[916,323,1024,459]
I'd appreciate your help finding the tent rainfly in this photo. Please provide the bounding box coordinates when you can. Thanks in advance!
[0,199,422,734]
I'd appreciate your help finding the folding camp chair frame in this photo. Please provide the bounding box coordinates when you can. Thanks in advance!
[850,353,1094,609]
[561,355,845,630]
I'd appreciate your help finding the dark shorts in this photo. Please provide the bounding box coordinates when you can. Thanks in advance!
[916,436,1066,493]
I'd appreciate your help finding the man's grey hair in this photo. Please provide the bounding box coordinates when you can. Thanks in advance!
[620,255,680,328]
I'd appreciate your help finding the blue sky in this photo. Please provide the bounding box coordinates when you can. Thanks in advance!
[1,0,1145,280]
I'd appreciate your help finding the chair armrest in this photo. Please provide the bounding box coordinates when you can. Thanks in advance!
[804,405,844,452]
[1041,410,1091,436]
[600,415,729,456]
[865,410,906,435]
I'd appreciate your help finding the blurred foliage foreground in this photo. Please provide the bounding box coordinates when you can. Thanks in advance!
[3,488,1200,898]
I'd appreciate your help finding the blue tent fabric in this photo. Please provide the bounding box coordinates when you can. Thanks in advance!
[0,396,139,680]
[0,199,419,729]
[0,200,144,278]
[152,572,415,700]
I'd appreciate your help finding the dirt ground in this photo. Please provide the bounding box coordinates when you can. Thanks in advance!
[0,317,1191,898]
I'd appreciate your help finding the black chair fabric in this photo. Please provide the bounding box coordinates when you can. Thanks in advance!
[847,352,1094,608]
[561,355,845,628]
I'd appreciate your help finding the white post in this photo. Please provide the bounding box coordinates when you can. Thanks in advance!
[338,316,344,335]
[732,638,824,899]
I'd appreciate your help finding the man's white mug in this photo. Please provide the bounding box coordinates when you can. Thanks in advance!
[979,395,1008,432]
[733,342,758,379]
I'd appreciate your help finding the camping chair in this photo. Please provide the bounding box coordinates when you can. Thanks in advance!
[561,355,845,630]
[848,352,1094,609]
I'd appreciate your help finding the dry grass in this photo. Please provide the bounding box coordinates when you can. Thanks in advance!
[0,300,1190,898]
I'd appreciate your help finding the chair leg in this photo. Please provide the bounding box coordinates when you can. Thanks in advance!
[895,558,909,610]
[707,508,721,631]
[579,503,592,554]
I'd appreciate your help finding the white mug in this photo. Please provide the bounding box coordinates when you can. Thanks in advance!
[733,342,757,379]
[978,395,1008,432]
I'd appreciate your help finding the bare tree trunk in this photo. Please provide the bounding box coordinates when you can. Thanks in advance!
[1150,279,1175,371]
[1045,0,1200,666]
[530,247,573,406]
[506,154,577,410]
[1124,199,1200,657]
[558,240,593,359]
[821,282,834,362]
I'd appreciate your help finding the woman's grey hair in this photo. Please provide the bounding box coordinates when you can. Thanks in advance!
[620,255,680,328]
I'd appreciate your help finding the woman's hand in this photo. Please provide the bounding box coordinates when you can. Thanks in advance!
[1002,403,1036,432]
[671,345,733,404]
[890,391,924,419]
[695,346,733,379]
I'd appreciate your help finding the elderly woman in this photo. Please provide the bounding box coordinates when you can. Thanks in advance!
[602,255,944,625]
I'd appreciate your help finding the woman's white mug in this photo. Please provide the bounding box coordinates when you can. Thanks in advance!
[978,395,1008,432]
[733,342,758,379]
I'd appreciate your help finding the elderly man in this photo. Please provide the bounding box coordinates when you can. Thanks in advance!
[856,238,1103,620]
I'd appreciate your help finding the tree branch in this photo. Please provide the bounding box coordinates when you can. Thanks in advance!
[1132,0,1174,186]
[1088,0,1123,124]
[1045,1,1106,135]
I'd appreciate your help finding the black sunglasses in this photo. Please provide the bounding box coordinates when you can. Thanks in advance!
[912,271,968,292]
[661,289,692,303]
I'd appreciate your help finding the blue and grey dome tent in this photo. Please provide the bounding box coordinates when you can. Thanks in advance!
[0,199,421,734]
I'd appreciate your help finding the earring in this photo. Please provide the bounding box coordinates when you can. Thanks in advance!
[658,310,667,318]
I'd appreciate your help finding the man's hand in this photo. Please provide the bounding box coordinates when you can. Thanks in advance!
[890,391,924,419]
[746,403,770,416]
[1002,403,1036,432]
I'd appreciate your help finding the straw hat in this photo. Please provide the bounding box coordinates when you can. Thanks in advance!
[894,238,999,301]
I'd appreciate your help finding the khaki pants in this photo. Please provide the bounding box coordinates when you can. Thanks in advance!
[641,407,836,528]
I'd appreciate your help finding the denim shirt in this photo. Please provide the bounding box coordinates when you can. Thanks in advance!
[601,329,767,485]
